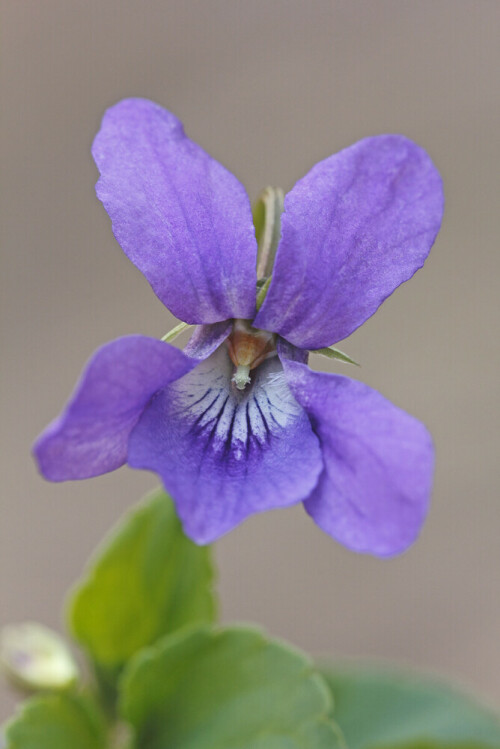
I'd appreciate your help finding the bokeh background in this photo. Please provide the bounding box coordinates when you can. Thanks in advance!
[1,0,499,719]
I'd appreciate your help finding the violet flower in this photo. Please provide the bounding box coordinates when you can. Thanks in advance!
[34,98,444,556]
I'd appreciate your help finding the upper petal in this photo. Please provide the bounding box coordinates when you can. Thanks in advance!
[93,98,258,323]
[255,135,444,348]
[281,353,434,556]
[33,336,197,481]
[128,344,323,544]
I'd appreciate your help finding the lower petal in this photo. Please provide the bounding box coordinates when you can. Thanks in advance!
[282,356,434,556]
[128,345,323,543]
[34,336,197,481]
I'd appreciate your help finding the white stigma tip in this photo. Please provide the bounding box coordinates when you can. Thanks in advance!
[232,364,251,391]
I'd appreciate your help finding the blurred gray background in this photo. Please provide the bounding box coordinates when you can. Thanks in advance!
[1,0,499,719]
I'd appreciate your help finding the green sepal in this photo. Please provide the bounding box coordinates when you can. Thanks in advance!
[310,346,360,366]
[119,625,342,749]
[253,186,284,280]
[67,488,217,675]
[319,661,500,749]
[3,692,107,749]
[256,275,272,311]
[161,320,192,343]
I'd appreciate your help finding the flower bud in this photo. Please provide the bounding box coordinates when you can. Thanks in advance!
[0,622,79,692]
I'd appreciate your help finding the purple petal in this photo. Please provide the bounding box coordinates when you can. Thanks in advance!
[255,136,444,349]
[183,320,232,359]
[93,98,257,323]
[34,337,197,481]
[128,345,323,543]
[281,354,434,556]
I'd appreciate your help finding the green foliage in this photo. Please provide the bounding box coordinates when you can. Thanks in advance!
[67,488,217,669]
[320,662,500,749]
[3,692,107,749]
[120,625,341,749]
[5,488,500,749]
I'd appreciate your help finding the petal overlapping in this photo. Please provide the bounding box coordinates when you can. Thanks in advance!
[34,337,197,481]
[183,320,233,359]
[93,98,258,324]
[128,345,323,544]
[281,353,434,556]
[255,135,444,349]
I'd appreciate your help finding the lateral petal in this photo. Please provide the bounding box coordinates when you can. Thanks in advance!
[281,355,434,556]
[34,337,196,480]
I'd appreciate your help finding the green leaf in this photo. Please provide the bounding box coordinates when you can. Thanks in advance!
[120,626,341,749]
[310,346,360,366]
[320,661,500,749]
[67,488,217,670]
[3,692,107,749]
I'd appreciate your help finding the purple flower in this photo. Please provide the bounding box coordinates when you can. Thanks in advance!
[34,98,444,556]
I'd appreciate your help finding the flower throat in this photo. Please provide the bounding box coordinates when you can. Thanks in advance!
[227,320,276,391]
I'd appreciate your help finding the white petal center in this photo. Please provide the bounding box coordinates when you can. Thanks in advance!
[168,344,303,460]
